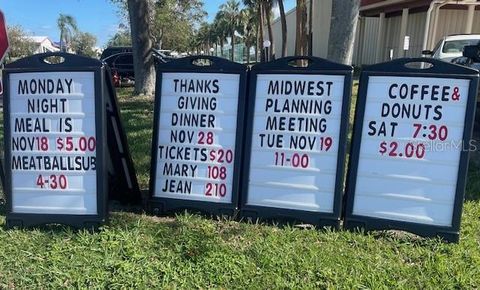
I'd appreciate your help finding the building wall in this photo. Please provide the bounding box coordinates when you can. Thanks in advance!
[352,17,379,65]
[384,14,401,60]
[268,0,332,58]
[312,0,333,57]
[405,12,426,58]
[354,8,480,65]
[268,3,480,65]
[270,4,297,57]
[432,9,480,46]
[474,10,480,33]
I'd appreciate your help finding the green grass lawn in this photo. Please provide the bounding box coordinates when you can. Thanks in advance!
[0,86,479,288]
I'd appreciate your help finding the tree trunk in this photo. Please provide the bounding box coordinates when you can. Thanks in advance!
[278,0,287,57]
[327,0,360,64]
[295,0,308,57]
[259,2,265,61]
[127,0,155,96]
[308,0,313,56]
[265,3,275,60]
[255,23,259,62]
[231,31,235,61]
[220,39,224,58]
[59,31,64,52]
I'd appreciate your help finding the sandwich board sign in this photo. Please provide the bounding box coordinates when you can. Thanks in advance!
[3,53,106,228]
[344,58,479,242]
[2,52,141,228]
[240,57,353,227]
[104,66,142,205]
[149,56,247,216]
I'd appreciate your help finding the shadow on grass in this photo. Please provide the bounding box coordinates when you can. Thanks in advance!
[110,211,232,263]
[116,92,155,189]
[0,219,99,235]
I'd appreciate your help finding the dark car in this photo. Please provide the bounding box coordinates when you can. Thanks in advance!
[103,52,134,77]
[100,46,132,60]
[451,45,480,82]
[451,45,480,125]
[102,49,173,87]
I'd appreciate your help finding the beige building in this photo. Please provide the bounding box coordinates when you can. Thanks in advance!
[268,0,480,65]
[355,0,480,65]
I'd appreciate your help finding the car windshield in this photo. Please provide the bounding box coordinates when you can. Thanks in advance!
[442,39,480,53]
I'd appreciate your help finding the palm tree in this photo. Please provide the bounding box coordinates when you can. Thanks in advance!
[208,21,219,56]
[244,0,264,62]
[295,0,308,56]
[263,0,275,60]
[196,22,211,54]
[219,0,242,61]
[278,0,287,57]
[241,7,258,65]
[57,14,78,52]
[188,34,201,54]
[308,0,314,55]
[207,25,218,56]
[213,13,229,58]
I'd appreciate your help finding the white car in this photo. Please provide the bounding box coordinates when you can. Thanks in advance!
[423,34,480,62]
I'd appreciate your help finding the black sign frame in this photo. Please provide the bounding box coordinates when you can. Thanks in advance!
[240,56,353,228]
[344,58,479,242]
[103,66,142,205]
[3,52,107,229]
[149,56,247,217]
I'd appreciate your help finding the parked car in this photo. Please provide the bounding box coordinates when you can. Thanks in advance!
[451,45,480,125]
[154,49,176,58]
[423,34,480,62]
[100,46,132,60]
[151,49,176,61]
[101,49,173,87]
[102,52,134,86]
[451,44,480,79]
[101,46,175,62]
